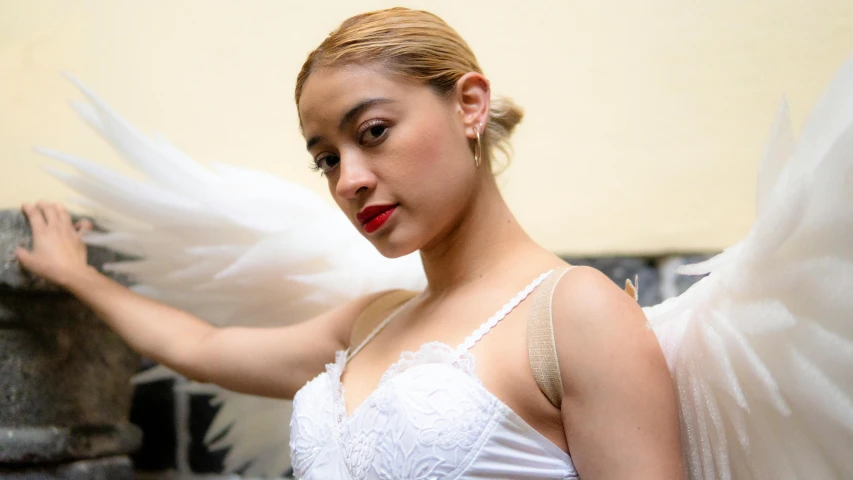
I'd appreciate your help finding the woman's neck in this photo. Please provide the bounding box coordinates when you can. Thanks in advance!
[418,177,540,295]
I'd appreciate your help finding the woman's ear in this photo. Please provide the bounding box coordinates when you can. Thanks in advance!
[455,72,491,138]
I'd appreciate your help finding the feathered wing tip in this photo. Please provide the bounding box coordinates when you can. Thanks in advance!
[756,97,795,217]
[203,393,295,476]
[646,54,853,480]
[623,275,638,301]
[41,77,427,477]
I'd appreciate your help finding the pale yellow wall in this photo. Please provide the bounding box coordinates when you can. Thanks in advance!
[2,0,852,255]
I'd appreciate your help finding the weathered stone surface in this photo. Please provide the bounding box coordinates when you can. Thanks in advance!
[0,210,133,292]
[133,471,178,480]
[0,425,141,464]
[0,455,134,480]
[0,296,140,430]
[0,209,142,465]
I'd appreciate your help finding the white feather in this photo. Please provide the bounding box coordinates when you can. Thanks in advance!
[647,55,853,479]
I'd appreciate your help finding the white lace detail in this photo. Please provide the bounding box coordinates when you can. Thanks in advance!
[380,341,475,385]
[290,270,578,479]
[456,269,553,353]
[288,364,337,475]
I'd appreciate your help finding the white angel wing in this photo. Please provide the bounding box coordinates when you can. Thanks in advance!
[645,55,853,480]
[39,77,427,477]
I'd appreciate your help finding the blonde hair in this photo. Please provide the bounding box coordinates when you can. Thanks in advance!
[295,7,523,169]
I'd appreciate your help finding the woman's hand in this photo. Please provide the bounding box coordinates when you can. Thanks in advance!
[15,202,94,288]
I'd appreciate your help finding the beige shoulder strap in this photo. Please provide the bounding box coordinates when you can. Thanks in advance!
[527,266,573,408]
[348,289,418,353]
[528,267,639,409]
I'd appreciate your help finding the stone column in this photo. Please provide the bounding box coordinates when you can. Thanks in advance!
[0,210,142,479]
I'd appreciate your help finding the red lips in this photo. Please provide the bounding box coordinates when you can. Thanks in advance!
[357,204,397,233]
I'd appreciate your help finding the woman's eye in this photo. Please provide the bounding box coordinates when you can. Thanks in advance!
[358,121,389,145]
[314,155,340,174]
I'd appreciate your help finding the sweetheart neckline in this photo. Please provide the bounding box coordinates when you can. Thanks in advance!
[329,341,572,462]
[337,341,472,419]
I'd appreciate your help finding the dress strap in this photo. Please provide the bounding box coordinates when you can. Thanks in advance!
[527,266,574,408]
[528,266,639,408]
[346,290,417,363]
[456,269,555,354]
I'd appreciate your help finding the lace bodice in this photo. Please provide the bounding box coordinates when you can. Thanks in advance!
[290,270,579,479]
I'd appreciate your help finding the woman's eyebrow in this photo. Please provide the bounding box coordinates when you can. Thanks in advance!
[338,97,394,131]
[305,97,394,151]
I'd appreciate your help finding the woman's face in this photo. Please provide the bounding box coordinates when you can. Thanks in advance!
[298,64,486,258]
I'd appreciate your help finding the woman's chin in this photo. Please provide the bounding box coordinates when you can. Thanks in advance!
[368,233,419,259]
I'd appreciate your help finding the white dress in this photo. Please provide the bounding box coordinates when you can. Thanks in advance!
[289,270,579,479]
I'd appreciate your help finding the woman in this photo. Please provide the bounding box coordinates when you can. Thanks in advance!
[16,7,684,479]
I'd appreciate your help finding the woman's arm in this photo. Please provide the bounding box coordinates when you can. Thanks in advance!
[15,202,383,399]
[552,266,684,480]
[180,291,389,398]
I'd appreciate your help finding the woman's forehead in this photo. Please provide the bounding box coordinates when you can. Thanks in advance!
[298,65,424,128]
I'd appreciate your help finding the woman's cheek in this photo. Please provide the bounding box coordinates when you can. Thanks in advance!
[403,116,452,166]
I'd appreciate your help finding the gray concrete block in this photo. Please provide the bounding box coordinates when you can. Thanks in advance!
[0,455,134,480]
[0,210,142,467]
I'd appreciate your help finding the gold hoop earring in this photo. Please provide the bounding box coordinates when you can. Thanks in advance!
[473,123,482,168]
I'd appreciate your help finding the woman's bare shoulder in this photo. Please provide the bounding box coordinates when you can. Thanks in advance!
[548,266,683,476]
[549,265,660,384]
[551,265,647,333]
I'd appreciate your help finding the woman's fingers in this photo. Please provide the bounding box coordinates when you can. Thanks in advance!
[15,201,91,283]
[14,244,33,267]
[21,203,46,234]
[21,200,90,241]
[57,203,73,233]
[74,219,94,238]
[38,201,60,226]
[22,202,80,234]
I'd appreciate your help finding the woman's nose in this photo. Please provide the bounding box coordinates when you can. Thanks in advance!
[334,153,376,200]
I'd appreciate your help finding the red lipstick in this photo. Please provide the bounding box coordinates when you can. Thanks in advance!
[357,204,397,233]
